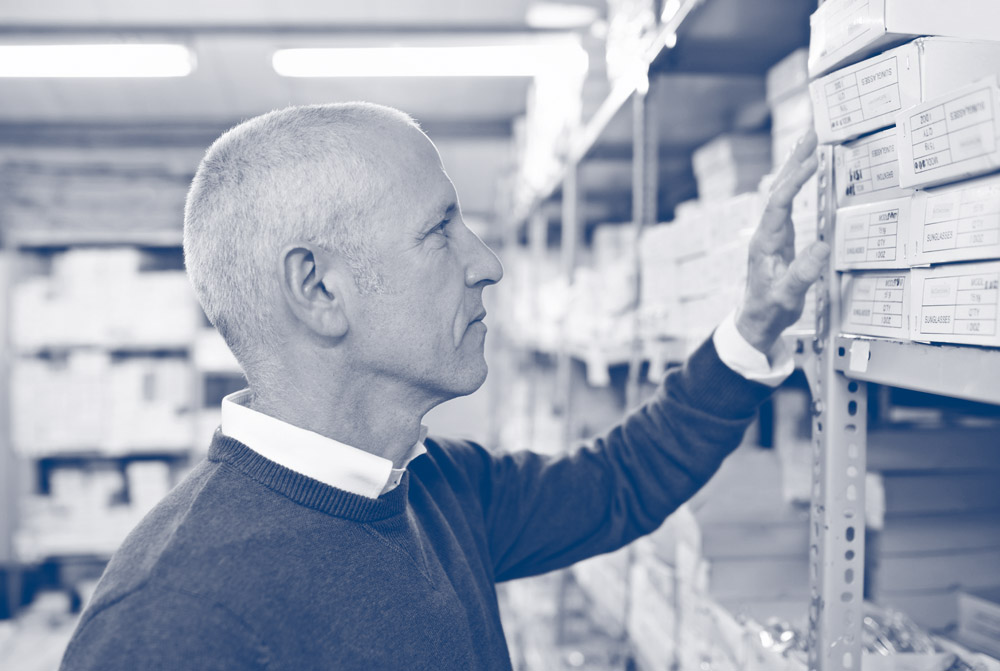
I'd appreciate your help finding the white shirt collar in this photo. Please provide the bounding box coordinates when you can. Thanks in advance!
[220,389,428,499]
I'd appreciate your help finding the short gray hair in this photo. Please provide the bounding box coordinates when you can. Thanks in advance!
[183,102,420,377]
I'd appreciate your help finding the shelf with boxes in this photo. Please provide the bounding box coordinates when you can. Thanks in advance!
[0,238,242,575]
[805,0,1000,668]
[495,1,836,670]
[497,0,1000,668]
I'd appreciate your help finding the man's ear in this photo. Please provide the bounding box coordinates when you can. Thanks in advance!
[278,244,350,339]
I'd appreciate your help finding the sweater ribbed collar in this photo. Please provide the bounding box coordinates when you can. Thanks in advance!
[208,432,410,522]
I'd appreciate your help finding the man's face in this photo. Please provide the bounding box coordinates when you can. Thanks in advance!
[346,126,504,406]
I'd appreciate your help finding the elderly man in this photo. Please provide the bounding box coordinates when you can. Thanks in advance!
[60,103,826,670]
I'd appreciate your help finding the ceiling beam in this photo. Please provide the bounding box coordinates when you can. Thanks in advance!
[0,118,513,148]
[0,24,566,36]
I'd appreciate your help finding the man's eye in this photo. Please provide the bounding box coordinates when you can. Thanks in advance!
[434,218,451,235]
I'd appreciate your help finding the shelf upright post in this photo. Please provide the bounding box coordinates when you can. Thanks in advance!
[554,161,580,440]
[807,146,867,671]
[0,239,22,618]
[625,77,659,413]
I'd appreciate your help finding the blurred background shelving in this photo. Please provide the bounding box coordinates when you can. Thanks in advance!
[2,1,1000,670]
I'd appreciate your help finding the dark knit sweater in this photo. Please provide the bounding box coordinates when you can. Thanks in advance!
[60,338,772,670]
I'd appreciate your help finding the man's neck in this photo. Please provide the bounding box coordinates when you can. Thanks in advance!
[247,385,425,469]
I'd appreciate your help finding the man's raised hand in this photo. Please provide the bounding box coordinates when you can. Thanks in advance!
[735,129,831,355]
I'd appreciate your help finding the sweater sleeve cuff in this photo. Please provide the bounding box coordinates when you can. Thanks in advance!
[712,310,794,388]
[677,332,777,420]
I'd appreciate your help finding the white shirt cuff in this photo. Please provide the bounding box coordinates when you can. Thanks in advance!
[712,310,794,388]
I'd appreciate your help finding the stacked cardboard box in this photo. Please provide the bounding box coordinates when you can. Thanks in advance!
[805,1,1000,347]
[11,248,199,350]
[638,193,763,346]
[14,460,174,561]
[765,49,821,333]
[692,134,771,201]
[10,353,194,455]
[808,1,1000,641]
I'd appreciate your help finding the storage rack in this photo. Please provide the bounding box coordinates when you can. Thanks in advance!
[0,217,243,614]
[505,0,1000,669]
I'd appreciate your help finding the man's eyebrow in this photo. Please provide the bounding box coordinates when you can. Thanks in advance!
[422,202,457,231]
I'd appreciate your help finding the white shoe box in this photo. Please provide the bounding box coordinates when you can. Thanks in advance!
[811,38,1000,145]
[841,270,912,340]
[909,173,1000,265]
[897,76,1000,189]
[835,196,914,270]
[911,260,1000,346]
[808,0,1000,78]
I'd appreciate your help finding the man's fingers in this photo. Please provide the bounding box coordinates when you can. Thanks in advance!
[771,152,817,206]
[760,130,819,231]
[774,241,830,302]
[773,128,818,186]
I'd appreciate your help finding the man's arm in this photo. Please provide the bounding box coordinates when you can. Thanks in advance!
[459,131,827,581]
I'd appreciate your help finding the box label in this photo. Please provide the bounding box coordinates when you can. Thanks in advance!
[920,178,1000,256]
[841,206,901,263]
[825,55,900,133]
[849,274,907,330]
[909,86,997,174]
[918,271,999,336]
[841,131,900,200]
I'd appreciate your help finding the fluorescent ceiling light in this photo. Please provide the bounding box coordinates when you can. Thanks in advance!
[526,3,600,29]
[273,44,587,78]
[0,44,194,78]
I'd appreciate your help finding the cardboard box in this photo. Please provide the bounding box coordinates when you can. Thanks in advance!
[811,38,1000,144]
[911,261,1000,346]
[693,134,771,175]
[898,76,1000,189]
[767,48,809,105]
[909,173,1000,265]
[841,271,911,339]
[833,127,910,207]
[958,588,1000,659]
[771,89,814,170]
[808,0,1000,78]
[836,197,913,270]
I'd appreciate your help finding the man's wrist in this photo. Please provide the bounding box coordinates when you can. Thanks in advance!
[734,306,781,359]
[714,310,794,388]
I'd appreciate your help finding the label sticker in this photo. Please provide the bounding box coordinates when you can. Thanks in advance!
[848,339,871,373]
[910,86,997,174]
[919,178,1000,256]
[841,207,901,264]
[848,274,907,330]
[918,271,999,337]
[840,131,899,199]
[825,55,900,132]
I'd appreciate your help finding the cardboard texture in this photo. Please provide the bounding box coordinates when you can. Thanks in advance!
[958,588,1000,659]
[808,0,1000,78]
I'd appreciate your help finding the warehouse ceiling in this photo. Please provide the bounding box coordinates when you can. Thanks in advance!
[0,0,813,221]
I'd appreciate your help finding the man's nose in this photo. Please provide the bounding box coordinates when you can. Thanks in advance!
[464,231,504,287]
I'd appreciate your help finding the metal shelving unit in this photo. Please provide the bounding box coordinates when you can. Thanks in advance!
[832,336,1000,405]
[805,145,868,671]
[808,133,1000,671]
[509,2,999,670]
[0,229,205,575]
